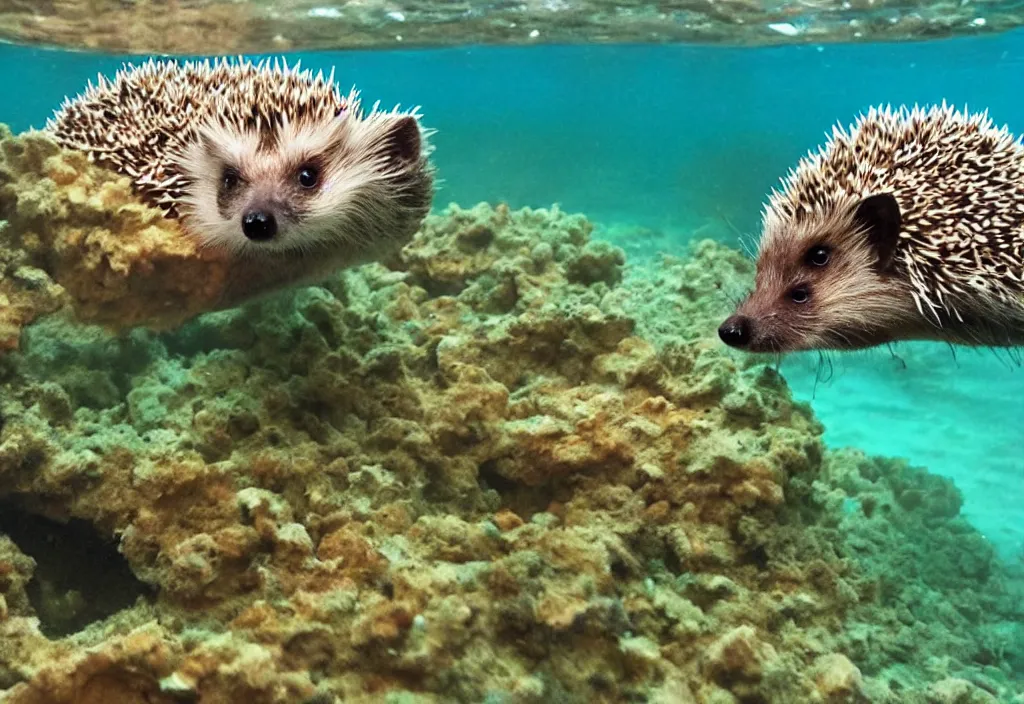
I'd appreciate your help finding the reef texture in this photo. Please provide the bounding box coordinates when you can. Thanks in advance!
[0,126,236,339]
[0,0,1012,55]
[0,129,1022,704]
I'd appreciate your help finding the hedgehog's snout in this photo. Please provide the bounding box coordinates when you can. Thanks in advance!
[242,210,278,242]
[718,315,751,348]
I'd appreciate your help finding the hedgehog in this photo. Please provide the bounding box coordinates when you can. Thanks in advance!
[717,103,1024,354]
[45,57,434,283]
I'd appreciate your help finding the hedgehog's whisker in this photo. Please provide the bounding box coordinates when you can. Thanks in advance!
[943,341,959,368]
[817,351,835,384]
[886,343,908,370]
[1005,347,1022,369]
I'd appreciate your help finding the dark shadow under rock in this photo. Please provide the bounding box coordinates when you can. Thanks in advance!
[0,498,154,637]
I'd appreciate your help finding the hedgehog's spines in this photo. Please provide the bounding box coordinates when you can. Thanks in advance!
[45,55,367,213]
[765,101,1024,327]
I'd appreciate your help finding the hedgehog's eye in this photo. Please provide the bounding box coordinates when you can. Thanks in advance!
[790,285,810,304]
[222,167,240,191]
[297,165,319,189]
[805,245,830,267]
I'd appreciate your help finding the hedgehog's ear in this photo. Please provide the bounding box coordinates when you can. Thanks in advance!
[380,115,422,163]
[854,193,901,271]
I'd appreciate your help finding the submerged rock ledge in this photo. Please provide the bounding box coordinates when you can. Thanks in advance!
[0,128,1022,703]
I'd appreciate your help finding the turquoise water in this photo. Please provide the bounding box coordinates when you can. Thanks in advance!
[5,35,1020,561]
[8,32,1024,238]
[1,28,1023,703]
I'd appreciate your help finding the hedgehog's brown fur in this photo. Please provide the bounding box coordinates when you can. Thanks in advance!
[47,57,351,218]
[719,103,1024,353]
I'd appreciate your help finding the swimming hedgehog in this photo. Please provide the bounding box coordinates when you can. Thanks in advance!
[718,103,1024,354]
[45,57,434,277]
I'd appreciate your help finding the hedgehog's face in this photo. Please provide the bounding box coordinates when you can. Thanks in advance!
[173,110,428,256]
[719,193,920,353]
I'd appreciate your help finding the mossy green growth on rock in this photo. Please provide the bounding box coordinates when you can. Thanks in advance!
[0,197,1020,704]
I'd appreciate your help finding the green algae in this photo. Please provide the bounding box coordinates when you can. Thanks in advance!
[0,159,1019,702]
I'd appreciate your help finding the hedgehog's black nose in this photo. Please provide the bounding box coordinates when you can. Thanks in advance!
[718,316,751,348]
[242,210,277,241]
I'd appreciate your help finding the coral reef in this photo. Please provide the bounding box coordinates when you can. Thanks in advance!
[0,130,1022,703]
[0,126,233,338]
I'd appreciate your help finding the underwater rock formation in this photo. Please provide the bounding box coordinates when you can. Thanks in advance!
[0,127,237,339]
[0,130,1022,703]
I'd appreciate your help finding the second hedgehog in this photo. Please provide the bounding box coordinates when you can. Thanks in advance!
[46,57,434,303]
[719,104,1024,354]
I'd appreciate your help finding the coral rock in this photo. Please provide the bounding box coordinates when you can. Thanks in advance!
[812,653,865,702]
[0,195,1021,703]
[703,625,777,683]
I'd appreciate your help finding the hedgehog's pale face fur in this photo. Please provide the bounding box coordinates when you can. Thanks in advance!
[723,193,923,353]
[721,103,1024,355]
[175,109,424,256]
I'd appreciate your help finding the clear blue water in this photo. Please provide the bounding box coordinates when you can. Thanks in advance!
[2,33,1023,563]
[9,32,1024,239]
